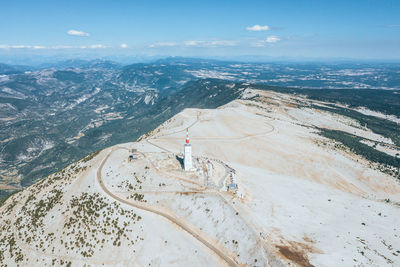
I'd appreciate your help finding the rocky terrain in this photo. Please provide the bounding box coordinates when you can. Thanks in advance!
[1,88,399,266]
[1,58,399,196]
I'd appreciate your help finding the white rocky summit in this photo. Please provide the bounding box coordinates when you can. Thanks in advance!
[0,89,399,267]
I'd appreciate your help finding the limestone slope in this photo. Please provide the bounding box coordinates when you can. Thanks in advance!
[1,89,399,267]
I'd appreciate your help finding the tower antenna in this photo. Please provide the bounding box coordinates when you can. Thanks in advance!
[184,128,192,170]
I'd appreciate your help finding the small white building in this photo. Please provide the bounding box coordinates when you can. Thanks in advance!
[227,183,238,191]
[227,173,238,192]
[184,128,193,171]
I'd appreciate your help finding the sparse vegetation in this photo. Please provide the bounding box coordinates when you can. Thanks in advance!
[82,149,102,163]
[61,192,143,257]
[257,86,400,118]
[0,190,20,208]
[318,128,400,178]
[315,105,400,147]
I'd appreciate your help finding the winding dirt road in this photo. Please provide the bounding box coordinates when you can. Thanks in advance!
[97,147,239,267]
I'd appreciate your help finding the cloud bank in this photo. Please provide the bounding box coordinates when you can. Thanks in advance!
[184,40,237,47]
[246,25,270,31]
[0,44,107,49]
[252,36,281,47]
[67,30,90,37]
[149,42,178,48]
[265,36,280,43]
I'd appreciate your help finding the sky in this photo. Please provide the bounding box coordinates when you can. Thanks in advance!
[0,0,399,62]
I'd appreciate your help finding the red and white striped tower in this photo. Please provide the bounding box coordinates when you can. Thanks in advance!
[186,128,190,144]
[184,128,193,170]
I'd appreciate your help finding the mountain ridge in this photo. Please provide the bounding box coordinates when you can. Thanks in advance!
[1,88,399,266]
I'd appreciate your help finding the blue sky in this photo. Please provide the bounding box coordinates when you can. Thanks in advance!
[0,0,399,61]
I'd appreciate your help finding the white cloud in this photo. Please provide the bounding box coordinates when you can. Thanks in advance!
[0,44,107,49]
[12,45,33,49]
[184,40,237,47]
[252,36,281,47]
[80,44,107,49]
[184,40,200,47]
[251,42,264,47]
[50,45,74,49]
[265,36,280,43]
[246,25,270,31]
[120,43,128,49]
[0,45,40,49]
[209,40,237,47]
[149,40,236,48]
[89,44,106,49]
[67,29,90,37]
[149,42,179,48]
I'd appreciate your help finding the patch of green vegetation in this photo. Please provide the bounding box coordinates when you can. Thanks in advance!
[256,85,400,146]
[315,105,400,147]
[21,189,63,228]
[131,193,145,202]
[0,96,33,111]
[53,70,84,83]
[319,128,400,178]
[256,86,400,117]
[82,149,102,163]
[0,230,24,264]
[61,192,143,257]
[0,190,20,208]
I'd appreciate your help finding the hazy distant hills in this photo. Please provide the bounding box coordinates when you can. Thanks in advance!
[117,63,192,95]
[0,58,399,197]
[0,63,29,75]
